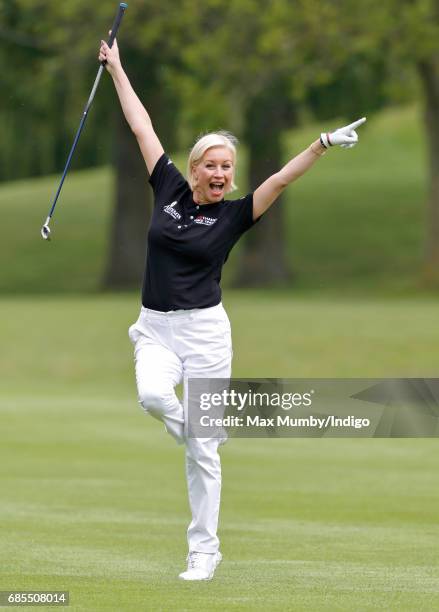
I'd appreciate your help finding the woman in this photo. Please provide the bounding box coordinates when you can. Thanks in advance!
[99,37,365,582]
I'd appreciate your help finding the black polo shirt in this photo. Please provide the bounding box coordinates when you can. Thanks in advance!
[142,153,259,311]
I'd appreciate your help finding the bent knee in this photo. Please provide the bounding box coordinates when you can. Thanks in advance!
[138,386,175,417]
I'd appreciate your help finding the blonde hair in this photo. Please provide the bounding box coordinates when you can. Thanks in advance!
[187,131,238,193]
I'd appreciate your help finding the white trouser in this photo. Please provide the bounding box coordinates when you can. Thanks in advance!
[128,302,232,554]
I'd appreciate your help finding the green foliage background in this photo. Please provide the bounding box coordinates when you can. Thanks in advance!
[0,105,429,294]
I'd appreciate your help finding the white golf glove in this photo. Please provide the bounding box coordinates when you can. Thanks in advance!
[320,117,366,149]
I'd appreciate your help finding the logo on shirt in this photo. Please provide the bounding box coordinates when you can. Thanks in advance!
[164,201,181,220]
[194,215,217,226]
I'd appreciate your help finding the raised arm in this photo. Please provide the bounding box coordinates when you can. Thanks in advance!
[253,118,366,220]
[99,37,164,175]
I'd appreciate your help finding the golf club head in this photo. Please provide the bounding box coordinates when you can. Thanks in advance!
[41,224,51,241]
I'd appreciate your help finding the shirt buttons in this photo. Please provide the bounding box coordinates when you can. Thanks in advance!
[190,216,194,220]
[196,206,200,210]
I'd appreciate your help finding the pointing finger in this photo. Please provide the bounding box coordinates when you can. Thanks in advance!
[345,117,367,131]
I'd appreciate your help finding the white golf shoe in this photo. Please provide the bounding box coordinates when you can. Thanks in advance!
[178,551,222,581]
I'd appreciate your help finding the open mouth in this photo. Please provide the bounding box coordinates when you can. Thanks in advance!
[209,182,224,195]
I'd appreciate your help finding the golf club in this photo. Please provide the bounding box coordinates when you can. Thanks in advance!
[41,2,128,241]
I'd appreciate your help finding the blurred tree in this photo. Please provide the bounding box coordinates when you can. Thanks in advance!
[103,41,180,288]
[238,78,295,285]
[92,2,187,288]
[0,0,56,179]
[350,0,439,285]
[409,3,439,284]
[0,0,113,180]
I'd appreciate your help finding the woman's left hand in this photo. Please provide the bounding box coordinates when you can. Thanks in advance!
[321,117,367,149]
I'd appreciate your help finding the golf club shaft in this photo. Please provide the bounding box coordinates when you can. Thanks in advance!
[47,65,104,219]
[44,3,128,225]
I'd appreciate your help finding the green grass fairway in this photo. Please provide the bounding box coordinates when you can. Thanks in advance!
[1,293,439,611]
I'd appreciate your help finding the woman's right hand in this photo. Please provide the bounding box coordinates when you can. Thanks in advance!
[98,31,121,76]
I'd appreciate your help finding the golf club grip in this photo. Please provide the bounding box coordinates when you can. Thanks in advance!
[107,3,128,48]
